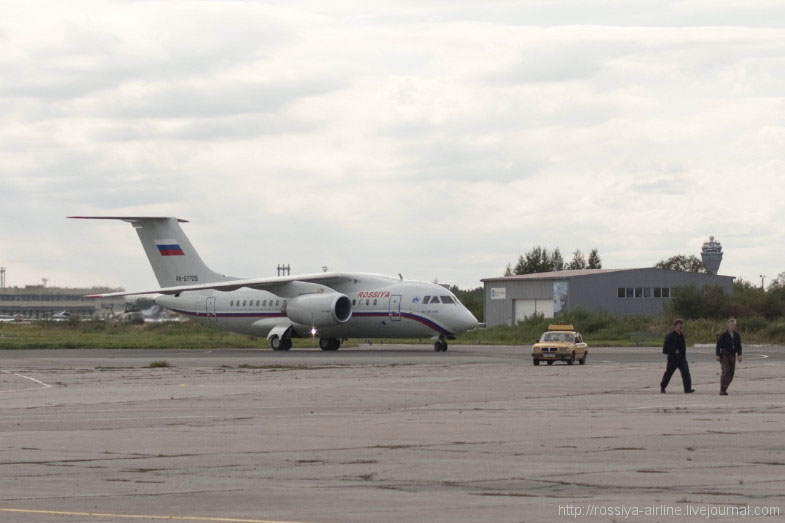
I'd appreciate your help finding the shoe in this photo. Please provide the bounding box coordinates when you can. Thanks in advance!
[685,389,695,393]
[719,391,728,396]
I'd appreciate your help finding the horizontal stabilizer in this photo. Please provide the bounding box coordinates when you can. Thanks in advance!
[68,216,189,223]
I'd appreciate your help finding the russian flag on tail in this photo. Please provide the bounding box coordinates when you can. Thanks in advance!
[155,239,185,256]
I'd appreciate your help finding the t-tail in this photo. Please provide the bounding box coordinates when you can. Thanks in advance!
[69,216,234,287]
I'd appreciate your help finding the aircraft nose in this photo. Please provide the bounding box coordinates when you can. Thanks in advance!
[454,308,479,333]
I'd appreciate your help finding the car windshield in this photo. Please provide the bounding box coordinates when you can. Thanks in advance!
[540,332,574,343]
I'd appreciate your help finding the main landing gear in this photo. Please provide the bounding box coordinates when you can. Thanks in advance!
[434,337,448,352]
[270,335,292,351]
[319,338,342,351]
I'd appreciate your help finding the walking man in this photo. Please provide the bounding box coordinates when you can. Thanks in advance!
[660,319,695,393]
[716,318,742,396]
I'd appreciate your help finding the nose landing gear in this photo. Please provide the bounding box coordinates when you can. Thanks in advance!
[434,337,448,352]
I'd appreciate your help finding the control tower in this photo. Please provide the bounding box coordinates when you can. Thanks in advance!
[701,236,723,275]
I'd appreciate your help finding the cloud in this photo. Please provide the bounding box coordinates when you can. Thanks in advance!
[99,79,345,120]
[2,1,785,290]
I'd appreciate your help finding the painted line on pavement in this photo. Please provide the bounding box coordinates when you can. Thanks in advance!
[0,370,53,393]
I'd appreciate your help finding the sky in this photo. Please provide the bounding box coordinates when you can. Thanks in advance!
[2,0,785,292]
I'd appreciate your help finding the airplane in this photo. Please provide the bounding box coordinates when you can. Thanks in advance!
[69,216,479,351]
[51,310,72,321]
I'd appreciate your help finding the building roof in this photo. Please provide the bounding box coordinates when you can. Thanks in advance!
[482,269,623,282]
[481,268,734,283]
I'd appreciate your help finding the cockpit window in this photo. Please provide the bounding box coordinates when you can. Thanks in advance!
[423,296,431,305]
[440,296,455,304]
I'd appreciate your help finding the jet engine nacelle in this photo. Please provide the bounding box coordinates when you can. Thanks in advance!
[286,293,352,327]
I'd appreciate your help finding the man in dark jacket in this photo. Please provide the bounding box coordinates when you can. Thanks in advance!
[660,319,695,393]
[716,318,742,395]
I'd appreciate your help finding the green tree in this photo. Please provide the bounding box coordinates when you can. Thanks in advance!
[655,255,705,273]
[551,248,565,271]
[568,249,587,270]
[450,286,484,322]
[506,246,601,275]
[667,285,728,320]
[514,246,553,274]
[587,248,602,269]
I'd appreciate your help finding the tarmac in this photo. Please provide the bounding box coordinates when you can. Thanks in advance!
[1,344,784,522]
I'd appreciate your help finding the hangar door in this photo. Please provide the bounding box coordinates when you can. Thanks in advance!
[514,299,554,321]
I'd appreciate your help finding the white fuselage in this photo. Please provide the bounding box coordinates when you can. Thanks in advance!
[155,274,478,340]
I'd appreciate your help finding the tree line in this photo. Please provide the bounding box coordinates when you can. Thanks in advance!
[654,254,705,273]
[504,247,602,276]
[668,279,785,321]
[506,249,712,276]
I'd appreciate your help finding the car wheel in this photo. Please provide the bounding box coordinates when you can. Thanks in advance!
[567,352,575,365]
[533,359,539,366]
[579,353,587,365]
[546,360,554,366]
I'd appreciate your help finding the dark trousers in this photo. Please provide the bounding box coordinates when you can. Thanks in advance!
[720,352,736,392]
[661,354,692,391]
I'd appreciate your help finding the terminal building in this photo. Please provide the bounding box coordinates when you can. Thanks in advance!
[0,285,125,320]
[482,268,735,327]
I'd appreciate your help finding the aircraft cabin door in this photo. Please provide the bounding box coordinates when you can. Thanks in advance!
[206,297,217,321]
[389,294,401,321]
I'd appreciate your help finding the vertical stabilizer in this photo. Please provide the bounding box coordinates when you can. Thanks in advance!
[69,216,234,287]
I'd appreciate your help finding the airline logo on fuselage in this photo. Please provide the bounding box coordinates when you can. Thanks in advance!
[357,291,391,299]
[155,239,185,256]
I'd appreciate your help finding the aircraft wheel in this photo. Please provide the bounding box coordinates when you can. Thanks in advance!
[546,360,554,366]
[320,338,340,351]
[271,336,291,351]
[434,340,448,352]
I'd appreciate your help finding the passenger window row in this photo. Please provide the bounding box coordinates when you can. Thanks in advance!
[352,299,378,306]
[228,299,283,307]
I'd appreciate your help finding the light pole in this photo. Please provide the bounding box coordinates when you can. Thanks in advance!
[760,274,765,290]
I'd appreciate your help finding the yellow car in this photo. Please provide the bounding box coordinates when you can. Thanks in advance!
[532,324,588,366]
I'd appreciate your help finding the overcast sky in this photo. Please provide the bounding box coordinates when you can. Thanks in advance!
[2,0,784,291]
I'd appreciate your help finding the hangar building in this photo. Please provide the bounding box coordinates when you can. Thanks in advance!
[0,285,124,320]
[482,269,734,327]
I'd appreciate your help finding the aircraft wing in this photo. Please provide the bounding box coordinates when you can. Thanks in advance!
[85,273,362,298]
